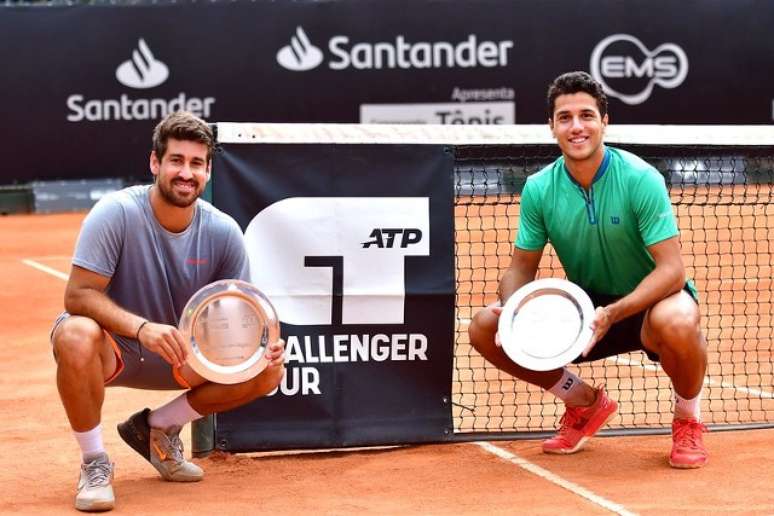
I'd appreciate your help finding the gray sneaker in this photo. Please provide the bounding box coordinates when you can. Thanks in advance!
[149,426,204,482]
[75,453,115,512]
[117,408,203,482]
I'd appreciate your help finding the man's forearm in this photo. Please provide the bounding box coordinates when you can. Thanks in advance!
[606,265,685,323]
[498,267,536,305]
[64,288,146,339]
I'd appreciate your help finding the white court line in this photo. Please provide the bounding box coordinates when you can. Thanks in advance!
[605,355,774,399]
[22,255,72,262]
[21,258,69,281]
[474,441,637,516]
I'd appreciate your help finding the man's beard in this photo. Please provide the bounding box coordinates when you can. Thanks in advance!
[157,178,202,208]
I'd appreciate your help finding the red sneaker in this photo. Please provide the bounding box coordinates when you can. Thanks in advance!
[669,417,708,469]
[543,386,618,454]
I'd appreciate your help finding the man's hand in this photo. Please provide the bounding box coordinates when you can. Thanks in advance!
[266,338,286,368]
[584,306,613,357]
[137,322,188,367]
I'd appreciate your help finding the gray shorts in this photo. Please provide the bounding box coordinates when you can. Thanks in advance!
[51,312,186,390]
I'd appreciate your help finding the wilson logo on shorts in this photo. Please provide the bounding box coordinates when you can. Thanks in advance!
[115,38,169,89]
[244,197,430,325]
[276,27,324,71]
[590,34,688,105]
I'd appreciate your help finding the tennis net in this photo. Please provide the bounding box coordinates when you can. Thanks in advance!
[453,127,774,436]
[214,122,773,440]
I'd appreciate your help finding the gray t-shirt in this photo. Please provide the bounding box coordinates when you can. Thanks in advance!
[71,185,249,387]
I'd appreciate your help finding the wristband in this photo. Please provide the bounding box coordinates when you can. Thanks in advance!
[135,320,149,342]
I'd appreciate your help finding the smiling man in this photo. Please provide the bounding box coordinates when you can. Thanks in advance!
[468,71,708,469]
[51,111,286,511]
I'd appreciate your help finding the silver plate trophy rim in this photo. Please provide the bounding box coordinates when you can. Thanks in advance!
[498,278,595,371]
[179,279,280,385]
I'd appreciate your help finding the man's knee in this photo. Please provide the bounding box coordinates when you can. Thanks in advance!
[468,307,498,349]
[229,365,285,402]
[52,317,105,366]
[646,296,704,355]
[261,364,285,393]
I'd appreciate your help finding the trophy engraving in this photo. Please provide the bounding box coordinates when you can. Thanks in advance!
[179,280,280,384]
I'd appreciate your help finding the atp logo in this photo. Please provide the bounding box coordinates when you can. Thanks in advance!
[276,27,324,71]
[244,197,430,325]
[590,34,688,105]
[115,38,169,89]
[362,229,423,249]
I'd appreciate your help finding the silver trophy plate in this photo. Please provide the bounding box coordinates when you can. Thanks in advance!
[178,279,280,384]
[498,278,594,371]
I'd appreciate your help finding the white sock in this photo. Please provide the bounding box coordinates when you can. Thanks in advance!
[73,424,105,463]
[674,389,702,420]
[148,393,204,430]
[548,369,591,406]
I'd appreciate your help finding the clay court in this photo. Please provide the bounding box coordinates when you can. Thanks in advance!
[2,210,773,515]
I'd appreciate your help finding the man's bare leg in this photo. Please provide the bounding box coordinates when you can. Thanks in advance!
[53,316,117,511]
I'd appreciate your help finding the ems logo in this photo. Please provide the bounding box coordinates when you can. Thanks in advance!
[590,34,688,105]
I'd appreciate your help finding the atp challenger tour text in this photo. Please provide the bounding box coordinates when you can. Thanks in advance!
[268,333,429,396]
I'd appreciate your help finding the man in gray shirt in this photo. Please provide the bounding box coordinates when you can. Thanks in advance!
[51,111,285,512]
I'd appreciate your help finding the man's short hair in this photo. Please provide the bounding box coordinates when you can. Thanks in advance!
[152,111,214,162]
[547,71,608,119]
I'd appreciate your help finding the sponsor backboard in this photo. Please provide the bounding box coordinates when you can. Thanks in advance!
[1,0,772,185]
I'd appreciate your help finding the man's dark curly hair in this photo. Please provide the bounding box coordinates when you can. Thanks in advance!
[547,71,608,119]
[152,111,214,163]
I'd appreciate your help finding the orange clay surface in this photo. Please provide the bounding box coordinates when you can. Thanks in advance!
[1,212,773,515]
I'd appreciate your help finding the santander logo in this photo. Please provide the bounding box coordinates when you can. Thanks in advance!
[115,39,169,89]
[276,27,324,71]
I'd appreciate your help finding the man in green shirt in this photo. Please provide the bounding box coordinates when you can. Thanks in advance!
[468,71,708,468]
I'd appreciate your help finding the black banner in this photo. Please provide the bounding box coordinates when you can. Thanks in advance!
[211,143,455,450]
[2,0,773,185]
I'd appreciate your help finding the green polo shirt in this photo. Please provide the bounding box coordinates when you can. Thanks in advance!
[515,146,697,298]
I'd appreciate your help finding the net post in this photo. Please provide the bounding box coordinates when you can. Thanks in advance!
[191,415,215,457]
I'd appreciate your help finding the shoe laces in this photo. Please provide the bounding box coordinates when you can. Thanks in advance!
[158,428,185,463]
[83,457,112,487]
[673,419,707,450]
[556,406,583,435]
